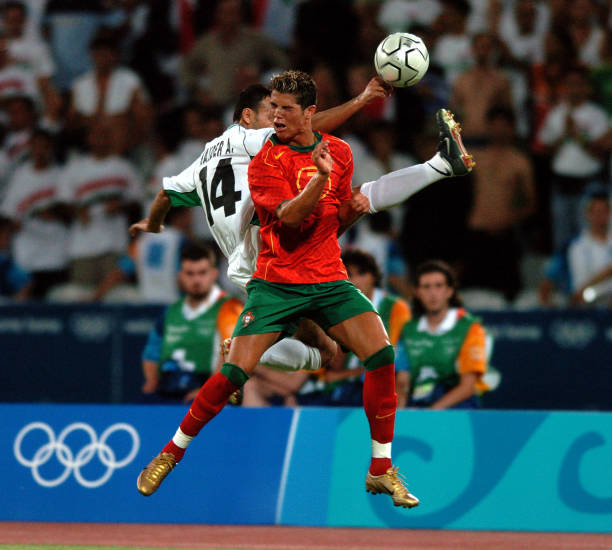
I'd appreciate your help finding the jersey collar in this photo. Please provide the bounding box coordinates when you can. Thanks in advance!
[417,308,459,335]
[181,285,223,320]
[270,131,322,152]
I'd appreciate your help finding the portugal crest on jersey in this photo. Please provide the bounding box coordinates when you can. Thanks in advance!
[242,310,255,327]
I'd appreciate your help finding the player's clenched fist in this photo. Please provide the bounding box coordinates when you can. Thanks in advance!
[360,77,394,103]
[312,140,332,176]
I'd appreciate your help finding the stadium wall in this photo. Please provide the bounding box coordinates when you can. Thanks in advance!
[4,404,611,532]
[2,305,612,410]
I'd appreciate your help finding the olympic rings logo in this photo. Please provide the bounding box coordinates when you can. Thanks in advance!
[14,422,140,488]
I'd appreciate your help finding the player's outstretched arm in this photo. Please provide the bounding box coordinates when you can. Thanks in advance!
[129,189,172,237]
[311,77,392,133]
[276,141,332,227]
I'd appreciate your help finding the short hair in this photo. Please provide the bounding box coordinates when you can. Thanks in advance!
[341,248,382,287]
[180,242,217,266]
[412,259,463,316]
[270,70,317,110]
[232,84,271,122]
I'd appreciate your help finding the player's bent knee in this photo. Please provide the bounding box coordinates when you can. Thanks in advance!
[364,345,395,371]
[221,363,250,386]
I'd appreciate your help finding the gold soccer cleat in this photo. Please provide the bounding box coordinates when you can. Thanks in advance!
[136,452,176,496]
[365,466,420,508]
[435,108,475,176]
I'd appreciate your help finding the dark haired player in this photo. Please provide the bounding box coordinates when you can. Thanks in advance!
[134,74,474,504]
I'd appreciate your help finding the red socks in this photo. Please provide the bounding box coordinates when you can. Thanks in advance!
[162,367,244,462]
[363,362,397,475]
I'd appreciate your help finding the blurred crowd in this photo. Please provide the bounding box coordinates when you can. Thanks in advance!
[0,0,611,310]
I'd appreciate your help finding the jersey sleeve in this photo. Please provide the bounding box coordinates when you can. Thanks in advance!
[163,156,201,207]
[216,298,243,340]
[387,299,411,346]
[456,322,487,376]
[243,128,274,158]
[248,149,294,215]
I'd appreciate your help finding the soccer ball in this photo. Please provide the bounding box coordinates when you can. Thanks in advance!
[374,33,429,87]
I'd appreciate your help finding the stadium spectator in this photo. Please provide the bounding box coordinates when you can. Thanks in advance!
[0,215,31,301]
[537,65,611,250]
[462,106,536,301]
[68,32,152,153]
[0,95,37,190]
[431,0,473,85]
[180,0,289,105]
[2,1,62,121]
[396,260,488,409]
[57,120,143,294]
[140,243,243,403]
[530,31,577,154]
[0,128,68,299]
[495,0,549,66]
[567,0,605,68]
[450,31,513,142]
[539,185,612,307]
[93,207,194,304]
[42,1,123,90]
[0,34,40,112]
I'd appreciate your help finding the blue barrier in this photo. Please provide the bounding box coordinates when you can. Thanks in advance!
[2,305,612,410]
[4,404,611,532]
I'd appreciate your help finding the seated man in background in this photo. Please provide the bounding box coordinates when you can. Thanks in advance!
[93,207,194,303]
[396,260,488,409]
[539,184,612,307]
[140,243,243,403]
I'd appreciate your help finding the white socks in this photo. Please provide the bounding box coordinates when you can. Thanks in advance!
[372,439,392,458]
[172,427,194,449]
[359,152,452,213]
[259,337,322,372]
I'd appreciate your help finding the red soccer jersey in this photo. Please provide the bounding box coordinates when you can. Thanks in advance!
[248,131,353,283]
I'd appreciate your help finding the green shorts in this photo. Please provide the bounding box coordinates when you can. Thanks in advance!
[232,278,377,337]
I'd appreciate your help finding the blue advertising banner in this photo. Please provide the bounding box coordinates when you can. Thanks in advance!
[4,404,611,532]
[4,404,292,524]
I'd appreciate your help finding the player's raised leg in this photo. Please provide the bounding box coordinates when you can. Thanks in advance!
[327,310,419,508]
[137,330,279,496]
[357,108,474,215]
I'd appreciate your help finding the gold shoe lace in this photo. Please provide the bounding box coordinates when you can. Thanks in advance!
[387,467,411,496]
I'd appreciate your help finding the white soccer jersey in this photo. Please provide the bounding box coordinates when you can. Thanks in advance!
[163,124,274,287]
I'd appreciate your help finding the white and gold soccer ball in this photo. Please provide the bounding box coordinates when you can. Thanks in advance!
[374,32,429,87]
